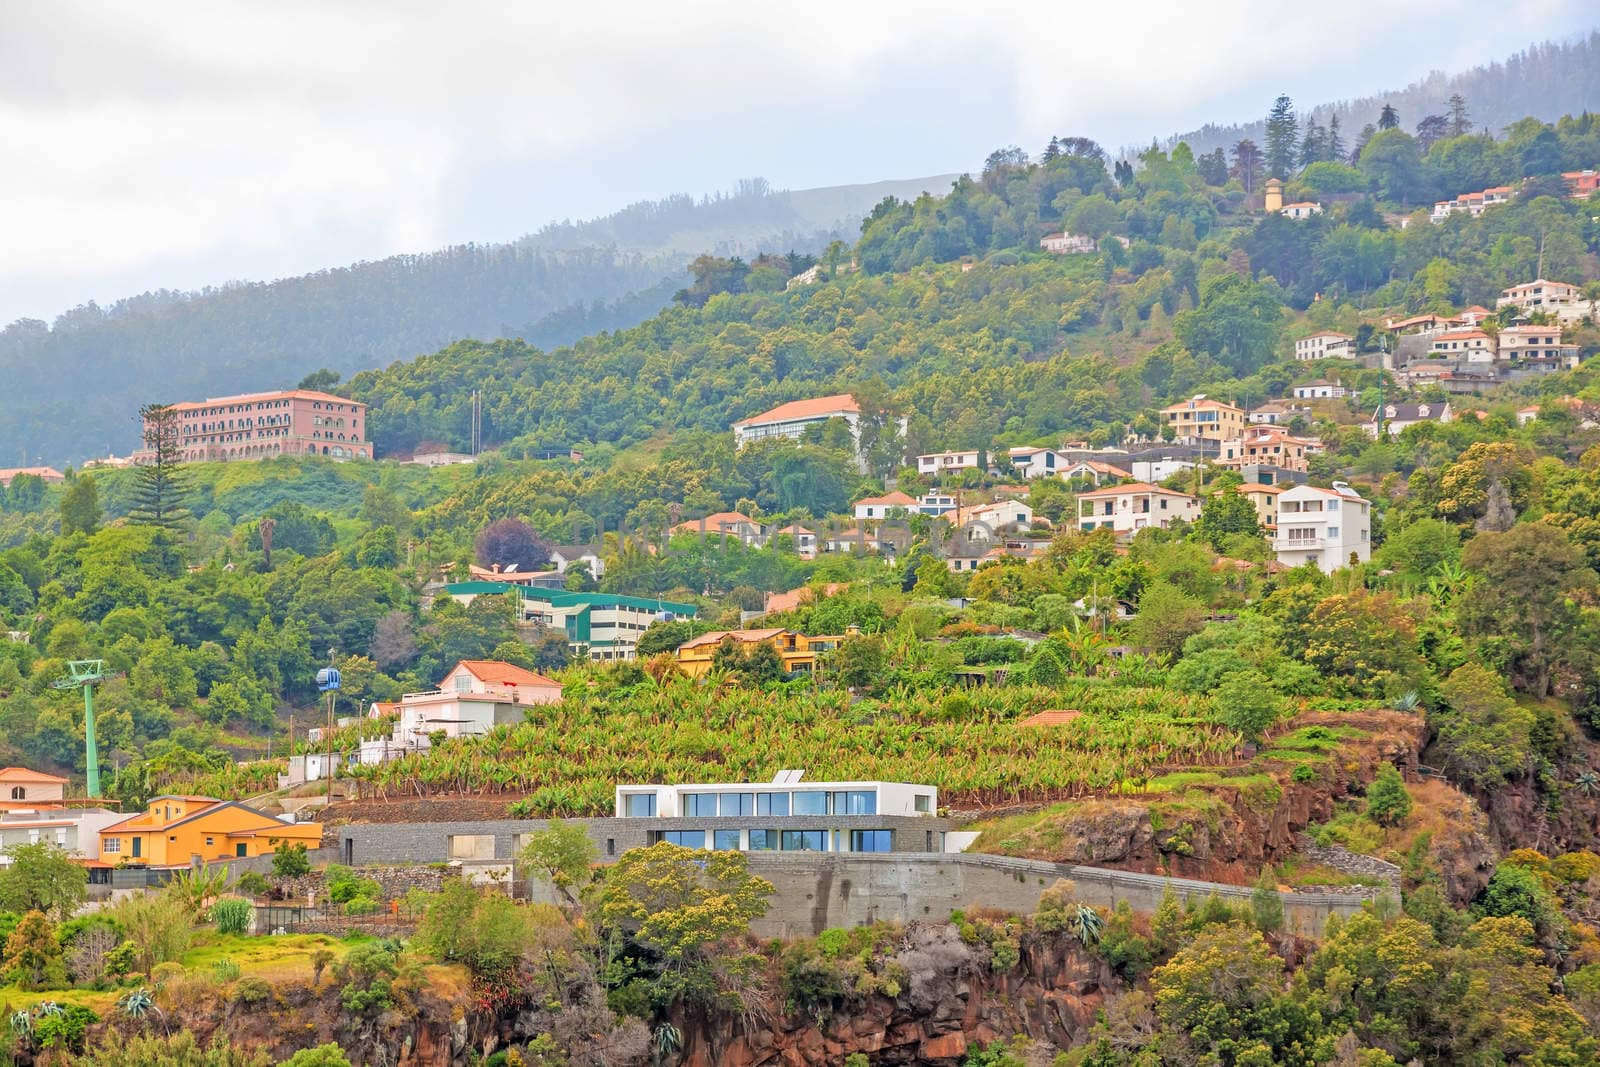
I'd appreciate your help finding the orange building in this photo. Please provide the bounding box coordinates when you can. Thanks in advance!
[674,629,845,678]
[99,795,321,868]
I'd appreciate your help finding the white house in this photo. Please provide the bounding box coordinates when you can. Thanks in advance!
[1280,201,1323,220]
[1274,483,1370,574]
[1076,483,1201,535]
[775,524,818,560]
[732,394,861,448]
[1249,401,1311,425]
[916,492,958,517]
[1294,331,1355,361]
[550,544,605,579]
[1131,458,1197,482]
[355,660,563,766]
[1365,402,1452,438]
[1291,380,1347,400]
[1008,446,1072,479]
[854,491,917,520]
[671,511,767,546]
[0,808,125,864]
[1039,232,1096,255]
[1429,329,1494,362]
[1497,279,1583,313]
[953,500,1036,535]
[916,450,983,475]
[1060,459,1131,485]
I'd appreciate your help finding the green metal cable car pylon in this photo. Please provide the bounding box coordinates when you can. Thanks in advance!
[51,660,116,799]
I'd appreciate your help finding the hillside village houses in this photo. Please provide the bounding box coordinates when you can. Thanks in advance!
[1060,459,1132,485]
[1274,482,1371,574]
[1009,446,1073,479]
[1428,328,1494,360]
[1076,483,1202,536]
[0,767,124,872]
[1039,232,1097,254]
[1496,278,1593,323]
[1160,396,1246,442]
[854,491,917,520]
[671,511,766,545]
[1280,201,1323,220]
[98,796,322,869]
[444,583,698,661]
[1291,381,1347,400]
[1430,184,1515,222]
[1365,402,1452,438]
[1248,400,1311,425]
[0,467,64,487]
[1497,325,1581,367]
[1218,426,1318,474]
[1294,331,1356,361]
[916,449,983,475]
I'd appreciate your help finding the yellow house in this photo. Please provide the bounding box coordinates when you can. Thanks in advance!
[674,628,845,678]
[1159,396,1246,442]
[98,795,322,868]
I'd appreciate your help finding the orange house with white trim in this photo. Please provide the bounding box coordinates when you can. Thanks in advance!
[99,795,321,868]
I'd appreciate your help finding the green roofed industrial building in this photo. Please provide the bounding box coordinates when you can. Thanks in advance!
[442,582,698,661]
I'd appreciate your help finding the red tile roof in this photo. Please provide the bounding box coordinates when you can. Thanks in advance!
[672,511,760,534]
[1074,482,1196,499]
[677,628,788,650]
[854,491,917,507]
[453,660,561,689]
[0,767,68,783]
[167,389,364,410]
[733,394,860,428]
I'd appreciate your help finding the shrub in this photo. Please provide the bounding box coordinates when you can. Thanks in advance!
[280,1044,353,1067]
[212,958,241,982]
[234,872,272,897]
[1291,765,1317,784]
[234,975,272,1006]
[1216,671,1281,743]
[33,1003,96,1054]
[211,896,253,935]
[1551,851,1600,884]
[343,896,381,916]
[1365,765,1413,827]
[271,844,311,879]
[325,866,381,905]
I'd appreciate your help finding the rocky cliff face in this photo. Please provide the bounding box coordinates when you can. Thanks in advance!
[674,924,1118,1067]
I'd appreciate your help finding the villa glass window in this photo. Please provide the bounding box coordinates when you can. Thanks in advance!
[657,830,704,848]
[713,830,741,851]
[622,793,657,817]
[748,829,778,850]
[781,830,826,851]
[719,792,755,816]
[756,792,789,816]
[850,830,892,852]
[681,792,718,817]
[792,791,828,815]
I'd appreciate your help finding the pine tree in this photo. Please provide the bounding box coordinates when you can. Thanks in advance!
[1327,114,1346,161]
[1299,121,1325,166]
[1230,139,1264,193]
[1042,136,1061,162]
[1350,123,1376,165]
[1448,93,1470,137]
[128,403,192,533]
[1264,94,1299,178]
[1378,103,1400,130]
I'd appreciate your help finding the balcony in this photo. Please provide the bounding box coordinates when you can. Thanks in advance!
[1276,537,1327,550]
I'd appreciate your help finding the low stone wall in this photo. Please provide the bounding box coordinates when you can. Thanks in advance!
[269,863,453,902]
[743,852,1380,939]
[1295,835,1403,894]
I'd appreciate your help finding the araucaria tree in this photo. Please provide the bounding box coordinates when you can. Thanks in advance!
[130,403,191,532]
[1264,95,1298,178]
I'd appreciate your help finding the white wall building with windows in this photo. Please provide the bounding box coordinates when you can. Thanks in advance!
[613,775,941,854]
[1274,483,1371,574]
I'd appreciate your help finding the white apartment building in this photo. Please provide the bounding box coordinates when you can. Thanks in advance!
[1497,279,1583,313]
[1076,483,1202,535]
[1497,326,1579,367]
[916,450,983,475]
[732,394,861,448]
[1274,483,1371,574]
[1294,331,1356,361]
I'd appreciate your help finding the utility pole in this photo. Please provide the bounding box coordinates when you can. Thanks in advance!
[316,652,341,803]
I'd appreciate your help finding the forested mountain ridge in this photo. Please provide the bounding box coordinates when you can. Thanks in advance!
[1166,32,1600,158]
[0,175,953,466]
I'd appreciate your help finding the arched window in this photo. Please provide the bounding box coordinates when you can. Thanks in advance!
[10,786,24,800]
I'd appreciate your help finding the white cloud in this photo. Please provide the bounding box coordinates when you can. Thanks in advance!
[0,0,1594,322]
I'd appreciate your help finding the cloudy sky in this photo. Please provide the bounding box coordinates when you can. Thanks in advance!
[1,0,1595,325]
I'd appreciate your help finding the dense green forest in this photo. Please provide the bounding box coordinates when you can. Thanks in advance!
[1170,31,1600,157]
[0,178,946,466]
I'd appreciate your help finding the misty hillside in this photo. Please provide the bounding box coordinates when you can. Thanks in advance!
[0,174,957,466]
[1168,32,1600,158]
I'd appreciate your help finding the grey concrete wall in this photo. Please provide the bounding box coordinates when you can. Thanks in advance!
[741,853,1381,939]
[337,816,954,866]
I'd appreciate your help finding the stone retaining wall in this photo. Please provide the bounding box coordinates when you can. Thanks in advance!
[1295,834,1403,894]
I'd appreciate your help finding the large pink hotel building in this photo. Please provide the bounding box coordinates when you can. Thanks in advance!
[141,389,372,463]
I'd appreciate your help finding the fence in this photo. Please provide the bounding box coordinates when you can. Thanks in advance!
[255,897,427,935]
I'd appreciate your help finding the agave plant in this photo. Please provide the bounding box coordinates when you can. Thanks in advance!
[1069,904,1105,946]
[118,989,156,1019]
[652,1022,683,1067]
[1574,770,1600,796]
[1393,692,1421,712]
[8,1011,31,1037]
